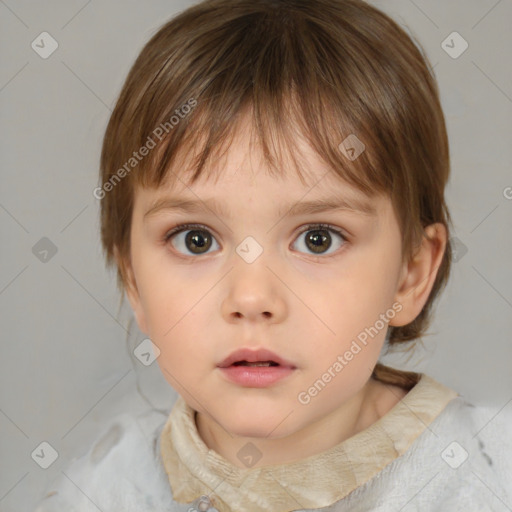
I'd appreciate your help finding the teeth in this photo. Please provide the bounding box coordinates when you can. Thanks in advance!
[234,361,278,367]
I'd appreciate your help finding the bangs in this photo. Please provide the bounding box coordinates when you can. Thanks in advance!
[137,92,386,197]
[125,1,413,197]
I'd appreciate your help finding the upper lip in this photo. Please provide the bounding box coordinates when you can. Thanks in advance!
[217,348,296,368]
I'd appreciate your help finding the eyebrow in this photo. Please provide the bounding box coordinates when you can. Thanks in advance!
[143,194,377,220]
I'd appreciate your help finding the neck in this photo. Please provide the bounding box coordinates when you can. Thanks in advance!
[195,377,398,468]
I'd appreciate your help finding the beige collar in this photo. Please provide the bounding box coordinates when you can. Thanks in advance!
[160,373,458,512]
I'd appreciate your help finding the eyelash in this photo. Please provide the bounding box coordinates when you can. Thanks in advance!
[163,222,348,258]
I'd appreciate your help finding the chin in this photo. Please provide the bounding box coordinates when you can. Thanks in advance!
[217,407,296,440]
[226,421,287,440]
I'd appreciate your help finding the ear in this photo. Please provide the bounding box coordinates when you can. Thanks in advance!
[389,223,447,327]
[114,245,149,335]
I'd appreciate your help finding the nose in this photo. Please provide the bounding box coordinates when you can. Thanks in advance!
[221,258,287,324]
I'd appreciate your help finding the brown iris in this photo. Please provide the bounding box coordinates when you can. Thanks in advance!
[185,229,212,254]
[305,229,332,254]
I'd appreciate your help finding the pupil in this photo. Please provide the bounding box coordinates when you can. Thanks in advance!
[186,230,212,253]
[306,230,331,254]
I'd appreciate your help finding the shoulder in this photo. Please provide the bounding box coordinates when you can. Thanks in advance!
[33,410,186,512]
[399,396,512,510]
[459,397,512,498]
[337,395,512,512]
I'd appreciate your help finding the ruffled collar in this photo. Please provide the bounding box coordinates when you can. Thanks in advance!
[160,373,458,512]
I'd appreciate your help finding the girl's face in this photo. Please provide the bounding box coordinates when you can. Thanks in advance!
[123,118,424,464]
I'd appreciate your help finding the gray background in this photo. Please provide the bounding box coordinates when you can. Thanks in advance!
[1,0,511,510]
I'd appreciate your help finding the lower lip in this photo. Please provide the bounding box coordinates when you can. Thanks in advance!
[218,365,295,387]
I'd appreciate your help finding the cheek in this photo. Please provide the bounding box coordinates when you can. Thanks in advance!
[132,246,180,323]
[303,253,400,363]
[138,277,213,368]
[343,240,401,306]
[319,266,397,326]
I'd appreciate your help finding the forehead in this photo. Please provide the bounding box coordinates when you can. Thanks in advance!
[136,148,390,226]
[133,108,395,224]
[146,112,372,199]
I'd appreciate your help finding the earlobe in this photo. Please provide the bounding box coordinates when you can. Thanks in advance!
[389,223,447,327]
[114,245,149,335]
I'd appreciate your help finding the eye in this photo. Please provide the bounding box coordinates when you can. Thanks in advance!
[164,222,347,258]
[164,223,220,256]
[292,223,347,256]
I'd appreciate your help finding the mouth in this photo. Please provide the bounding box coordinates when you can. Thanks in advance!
[217,348,296,387]
[232,360,280,367]
[217,348,296,369]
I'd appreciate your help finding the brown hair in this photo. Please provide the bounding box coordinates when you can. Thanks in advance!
[98,0,452,385]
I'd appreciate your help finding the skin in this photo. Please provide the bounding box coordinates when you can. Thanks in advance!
[120,116,447,468]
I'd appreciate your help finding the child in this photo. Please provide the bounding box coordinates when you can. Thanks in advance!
[35,0,511,510]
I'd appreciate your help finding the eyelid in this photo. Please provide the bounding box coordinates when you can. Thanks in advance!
[297,223,348,239]
[164,222,348,242]
[164,222,213,241]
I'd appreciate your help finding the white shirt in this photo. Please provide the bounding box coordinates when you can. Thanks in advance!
[34,373,512,511]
